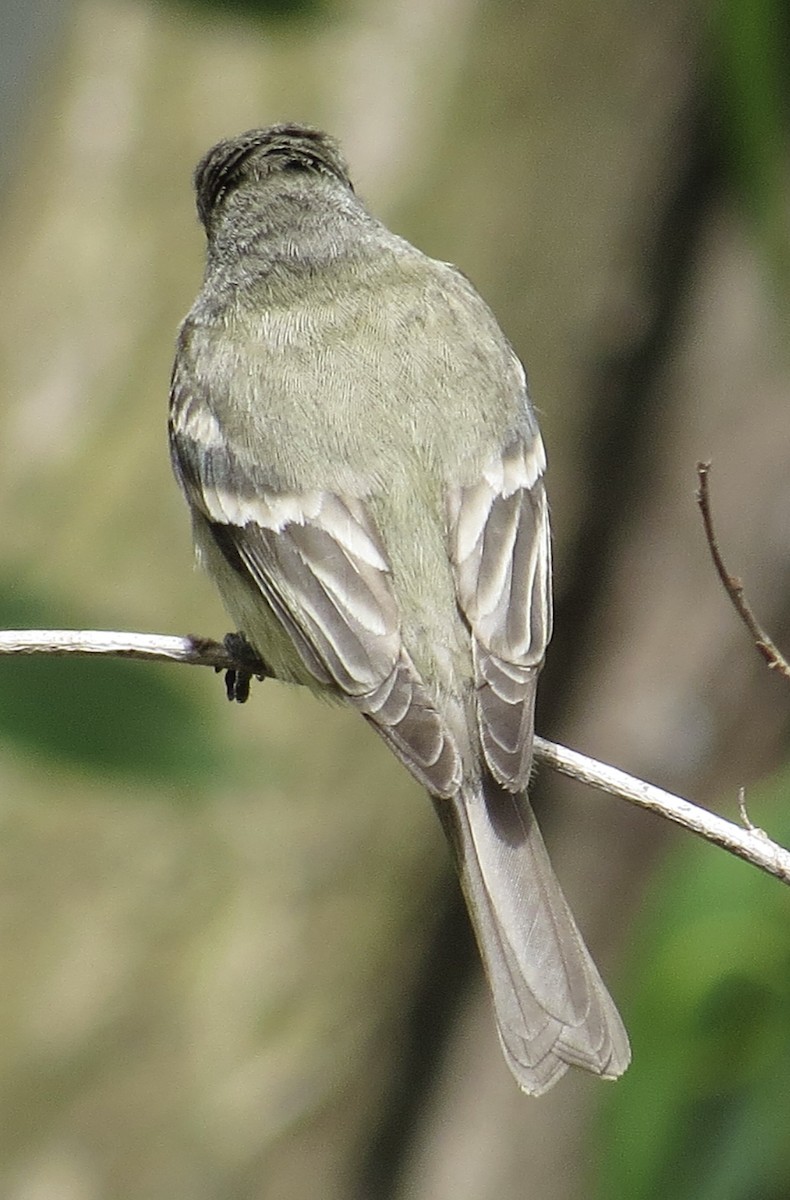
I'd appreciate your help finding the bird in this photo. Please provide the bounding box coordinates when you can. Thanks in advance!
[168,123,630,1094]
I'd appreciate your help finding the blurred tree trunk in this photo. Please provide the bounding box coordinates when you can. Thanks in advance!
[1,2,788,1200]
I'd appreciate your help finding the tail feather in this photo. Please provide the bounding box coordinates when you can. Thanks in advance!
[433,777,630,1095]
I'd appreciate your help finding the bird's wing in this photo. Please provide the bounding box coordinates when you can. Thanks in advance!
[447,433,552,790]
[169,382,461,798]
[446,437,631,1090]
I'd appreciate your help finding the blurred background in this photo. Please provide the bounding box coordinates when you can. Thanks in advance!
[1,0,789,1197]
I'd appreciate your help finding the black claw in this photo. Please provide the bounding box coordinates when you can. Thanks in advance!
[225,667,251,703]
[221,632,269,704]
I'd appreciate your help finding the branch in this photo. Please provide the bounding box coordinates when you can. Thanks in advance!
[2,628,789,887]
[534,737,790,886]
[0,628,238,669]
[696,461,790,679]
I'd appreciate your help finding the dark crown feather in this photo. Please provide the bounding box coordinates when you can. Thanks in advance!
[194,123,352,228]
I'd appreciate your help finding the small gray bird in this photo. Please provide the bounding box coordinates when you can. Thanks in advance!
[169,123,630,1094]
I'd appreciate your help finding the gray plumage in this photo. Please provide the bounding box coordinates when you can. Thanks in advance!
[169,123,630,1093]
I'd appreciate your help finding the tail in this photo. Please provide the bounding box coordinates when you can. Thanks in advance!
[433,777,630,1095]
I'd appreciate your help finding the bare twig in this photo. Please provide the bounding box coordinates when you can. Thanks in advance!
[2,627,789,887]
[736,786,763,836]
[0,628,255,671]
[534,737,790,885]
[696,461,790,679]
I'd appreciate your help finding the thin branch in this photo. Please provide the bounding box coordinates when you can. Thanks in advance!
[534,737,790,885]
[2,627,789,885]
[696,460,790,679]
[0,628,240,670]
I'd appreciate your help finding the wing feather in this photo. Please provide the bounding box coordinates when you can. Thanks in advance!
[449,435,552,789]
[170,412,461,797]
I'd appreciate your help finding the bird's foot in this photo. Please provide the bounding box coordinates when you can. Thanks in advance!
[219,632,269,703]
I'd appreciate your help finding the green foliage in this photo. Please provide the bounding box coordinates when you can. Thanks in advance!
[596,766,790,1199]
[0,581,221,786]
[173,0,324,24]
[711,0,790,292]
